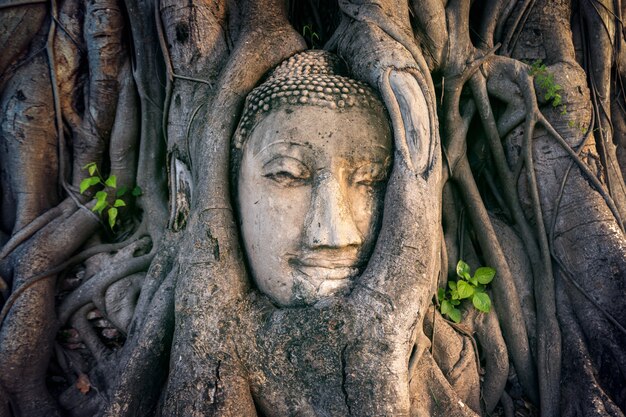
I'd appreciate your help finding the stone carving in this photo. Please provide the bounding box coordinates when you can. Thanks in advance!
[233,51,392,306]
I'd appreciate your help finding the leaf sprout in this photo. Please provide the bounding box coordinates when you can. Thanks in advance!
[437,260,495,323]
[79,163,141,229]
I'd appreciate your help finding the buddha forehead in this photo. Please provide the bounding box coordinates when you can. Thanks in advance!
[244,104,392,163]
[233,50,388,151]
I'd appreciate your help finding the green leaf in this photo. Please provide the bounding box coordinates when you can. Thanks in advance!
[116,186,128,197]
[468,275,478,286]
[80,179,90,194]
[448,307,462,323]
[475,267,496,284]
[437,288,446,301]
[114,199,126,208]
[93,199,107,214]
[456,260,470,279]
[448,281,459,300]
[472,292,491,313]
[93,191,108,214]
[108,207,118,229]
[95,190,107,202]
[83,162,97,176]
[451,299,460,306]
[79,176,100,194]
[132,186,142,197]
[442,300,462,323]
[105,175,117,188]
[457,280,474,299]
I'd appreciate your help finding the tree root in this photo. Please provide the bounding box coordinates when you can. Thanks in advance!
[0,0,46,8]
[500,0,535,56]
[500,391,515,417]
[471,307,509,413]
[125,0,169,241]
[422,306,482,413]
[520,106,562,417]
[557,278,626,417]
[58,246,153,325]
[0,235,142,322]
[443,68,539,404]
[104,265,178,417]
[409,349,480,417]
[127,233,176,333]
[538,112,624,231]
[70,303,108,363]
[0,202,66,261]
[46,0,68,190]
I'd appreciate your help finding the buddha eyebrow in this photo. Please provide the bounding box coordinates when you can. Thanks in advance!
[253,140,312,157]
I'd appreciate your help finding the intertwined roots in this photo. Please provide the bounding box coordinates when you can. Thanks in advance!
[0,0,625,416]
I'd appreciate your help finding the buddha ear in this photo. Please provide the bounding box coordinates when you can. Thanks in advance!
[381,69,436,176]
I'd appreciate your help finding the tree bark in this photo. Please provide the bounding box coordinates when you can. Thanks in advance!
[0,0,625,416]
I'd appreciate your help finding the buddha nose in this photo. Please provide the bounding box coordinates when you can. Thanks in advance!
[304,174,363,249]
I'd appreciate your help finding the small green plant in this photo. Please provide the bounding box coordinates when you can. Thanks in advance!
[568,119,588,133]
[437,260,495,323]
[529,60,567,116]
[302,24,320,48]
[79,162,141,229]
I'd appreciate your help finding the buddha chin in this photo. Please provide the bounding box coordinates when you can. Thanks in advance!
[289,247,362,304]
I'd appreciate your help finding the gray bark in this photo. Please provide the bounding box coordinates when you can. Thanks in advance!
[0,0,625,416]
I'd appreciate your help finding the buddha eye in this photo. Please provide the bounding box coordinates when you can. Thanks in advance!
[351,161,389,186]
[262,156,311,186]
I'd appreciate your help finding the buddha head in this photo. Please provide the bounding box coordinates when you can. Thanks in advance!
[233,51,392,307]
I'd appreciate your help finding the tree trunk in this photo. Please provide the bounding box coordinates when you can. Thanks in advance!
[0,0,625,416]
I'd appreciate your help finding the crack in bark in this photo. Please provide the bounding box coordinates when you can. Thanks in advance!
[340,344,352,416]
[210,359,221,404]
[206,230,220,261]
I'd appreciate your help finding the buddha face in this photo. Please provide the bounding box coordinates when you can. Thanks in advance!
[237,105,392,306]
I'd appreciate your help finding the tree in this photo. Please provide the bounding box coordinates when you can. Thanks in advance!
[0,0,625,415]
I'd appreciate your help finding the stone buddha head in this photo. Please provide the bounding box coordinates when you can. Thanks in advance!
[233,51,392,307]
